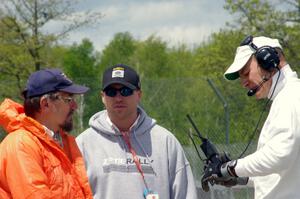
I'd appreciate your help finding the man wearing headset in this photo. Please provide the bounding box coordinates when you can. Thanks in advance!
[203,36,300,199]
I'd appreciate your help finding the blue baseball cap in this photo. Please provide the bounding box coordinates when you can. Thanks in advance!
[23,68,89,98]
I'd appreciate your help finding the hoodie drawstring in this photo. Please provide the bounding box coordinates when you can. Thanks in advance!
[133,132,157,176]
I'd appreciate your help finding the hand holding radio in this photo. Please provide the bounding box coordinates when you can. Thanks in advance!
[202,159,248,190]
[186,114,248,192]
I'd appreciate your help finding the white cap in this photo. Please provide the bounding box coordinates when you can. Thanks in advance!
[224,36,282,80]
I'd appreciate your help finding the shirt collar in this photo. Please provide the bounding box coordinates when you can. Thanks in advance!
[43,125,63,147]
[43,125,55,138]
[106,114,140,133]
[268,64,298,100]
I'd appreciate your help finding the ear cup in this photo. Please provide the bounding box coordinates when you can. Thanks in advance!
[240,35,280,71]
[255,46,280,71]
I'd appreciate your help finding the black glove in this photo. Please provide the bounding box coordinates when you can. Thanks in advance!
[202,159,249,191]
[201,161,218,192]
[201,152,231,192]
[214,175,249,187]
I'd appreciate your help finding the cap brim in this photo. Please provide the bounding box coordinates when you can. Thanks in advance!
[102,80,136,90]
[224,46,253,80]
[59,84,89,94]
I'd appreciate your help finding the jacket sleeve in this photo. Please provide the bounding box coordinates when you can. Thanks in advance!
[168,136,198,199]
[64,133,93,199]
[0,131,57,199]
[235,96,300,177]
[172,162,198,199]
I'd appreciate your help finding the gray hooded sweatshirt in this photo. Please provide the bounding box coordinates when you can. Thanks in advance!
[76,107,198,199]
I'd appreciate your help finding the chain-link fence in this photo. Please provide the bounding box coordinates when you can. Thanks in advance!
[141,76,264,199]
[184,144,256,199]
[1,76,268,198]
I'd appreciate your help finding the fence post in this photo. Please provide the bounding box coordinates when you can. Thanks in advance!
[207,78,229,145]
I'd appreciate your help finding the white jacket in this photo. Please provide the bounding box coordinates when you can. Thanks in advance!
[235,65,300,199]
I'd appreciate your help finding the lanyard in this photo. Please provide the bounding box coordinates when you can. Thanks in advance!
[120,131,149,190]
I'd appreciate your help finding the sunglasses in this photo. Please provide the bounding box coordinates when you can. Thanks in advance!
[240,35,258,50]
[104,86,135,97]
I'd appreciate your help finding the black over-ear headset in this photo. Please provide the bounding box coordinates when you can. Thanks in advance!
[240,35,280,71]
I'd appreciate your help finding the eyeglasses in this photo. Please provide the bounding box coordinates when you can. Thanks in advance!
[52,94,77,104]
[104,86,135,97]
[43,93,79,104]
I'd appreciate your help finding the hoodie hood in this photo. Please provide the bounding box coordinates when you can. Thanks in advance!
[0,98,27,133]
[89,106,156,136]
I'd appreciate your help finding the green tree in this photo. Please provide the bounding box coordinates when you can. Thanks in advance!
[167,44,194,77]
[0,0,102,99]
[99,32,137,71]
[0,17,33,100]
[132,35,169,78]
[0,0,102,71]
[224,0,283,34]
[63,39,102,134]
[224,0,300,71]
[191,30,243,78]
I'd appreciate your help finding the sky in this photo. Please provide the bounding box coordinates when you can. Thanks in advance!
[61,0,233,52]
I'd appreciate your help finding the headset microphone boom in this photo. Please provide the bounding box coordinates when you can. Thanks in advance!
[247,77,269,97]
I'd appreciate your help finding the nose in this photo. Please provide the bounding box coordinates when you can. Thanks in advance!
[70,100,78,110]
[113,92,124,101]
[116,92,123,98]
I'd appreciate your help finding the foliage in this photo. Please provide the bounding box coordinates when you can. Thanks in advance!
[99,32,137,72]
[0,0,102,99]
[167,44,194,77]
[62,39,102,134]
[0,0,102,70]
[191,30,244,77]
[224,0,282,34]
[224,0,300,72]
[1,0,300,146]
[132,35,169,78]
[0,17,34,99]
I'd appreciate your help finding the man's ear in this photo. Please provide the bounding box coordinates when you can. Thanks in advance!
[137,90,142,100]
[100,91,105,104]
[40,96,49,110]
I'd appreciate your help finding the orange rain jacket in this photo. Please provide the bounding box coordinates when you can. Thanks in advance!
[0,99,93,199]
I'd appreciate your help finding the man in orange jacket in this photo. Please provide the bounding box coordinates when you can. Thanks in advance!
[0,68,93,198]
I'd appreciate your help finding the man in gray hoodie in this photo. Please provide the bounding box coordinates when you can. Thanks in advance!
[76,64,198,199]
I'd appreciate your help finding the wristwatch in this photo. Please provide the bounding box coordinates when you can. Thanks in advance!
[221,160,238,178]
